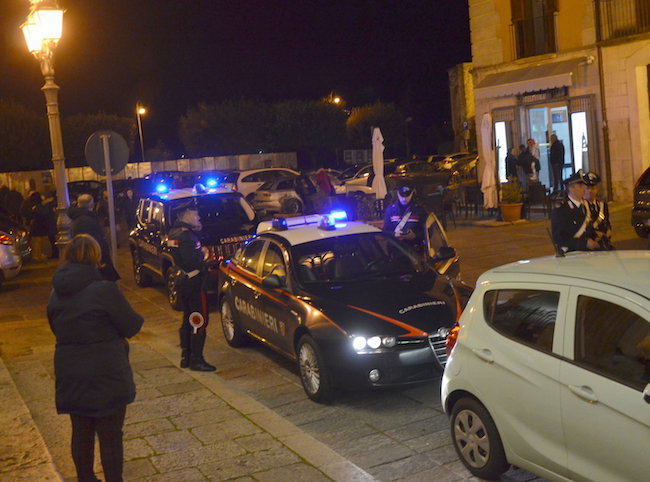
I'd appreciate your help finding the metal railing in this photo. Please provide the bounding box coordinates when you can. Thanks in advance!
[596,0,650,41]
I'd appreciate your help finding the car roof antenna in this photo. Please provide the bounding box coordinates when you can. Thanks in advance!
[546,227,565,258]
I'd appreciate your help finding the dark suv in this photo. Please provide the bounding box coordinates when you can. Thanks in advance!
[632,166,650,237]
[129,186,257,309]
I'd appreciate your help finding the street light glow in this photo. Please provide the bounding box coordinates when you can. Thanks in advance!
[21,5,63,53]
[137,106,146,115]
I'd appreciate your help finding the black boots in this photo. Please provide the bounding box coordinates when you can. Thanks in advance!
[186,333,216,372]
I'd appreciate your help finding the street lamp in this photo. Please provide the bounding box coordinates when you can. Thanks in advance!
[22,0,71,256]
[136,103,146,162]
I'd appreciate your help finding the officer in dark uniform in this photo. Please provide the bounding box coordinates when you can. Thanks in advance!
[584,171,613,250]
[551,170,599,253]
[168,203,216,371]
[383,185,427,253]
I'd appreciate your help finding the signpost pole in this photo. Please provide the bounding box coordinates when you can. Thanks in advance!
[100,133,119,263]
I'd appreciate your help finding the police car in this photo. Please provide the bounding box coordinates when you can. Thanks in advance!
[129,184,257,309]
[217,211,471,402]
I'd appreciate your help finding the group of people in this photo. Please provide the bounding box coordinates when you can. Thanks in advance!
[551,169,612,253]
[505,135,566,192]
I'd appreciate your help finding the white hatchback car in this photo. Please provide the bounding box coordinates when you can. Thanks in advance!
[441,251,650,482]
[221,168,299,201]
[0,230,22,288]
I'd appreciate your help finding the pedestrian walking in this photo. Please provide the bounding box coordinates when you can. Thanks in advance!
[584,171,613,250]
[68,193,120,282]
[168,203,216,371]
[383,184,427,254]
[47,234,143,482]
[549,134,565,193]
[551,170,599,253]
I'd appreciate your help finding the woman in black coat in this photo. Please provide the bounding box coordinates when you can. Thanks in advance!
[47,234,143,482]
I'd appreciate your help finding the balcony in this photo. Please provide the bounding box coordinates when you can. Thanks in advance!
[596,0,650,41]
[512,13,557,59]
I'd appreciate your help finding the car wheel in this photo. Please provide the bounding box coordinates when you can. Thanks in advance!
[297,334,332,403]
[283,198,302,214]
[634,225,648,238]
[220,298,247,347]
[132,250,152,287]
[450,397,509,479]
[165,267,183,311]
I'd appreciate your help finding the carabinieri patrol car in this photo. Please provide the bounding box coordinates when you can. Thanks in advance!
[129,184,257,309]
[217,211,472,402]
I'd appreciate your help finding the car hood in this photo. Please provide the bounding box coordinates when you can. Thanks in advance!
[303,272,457,336]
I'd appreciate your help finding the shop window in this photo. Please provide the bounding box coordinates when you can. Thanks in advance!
[511,0,557,59]
[575,296,650,392]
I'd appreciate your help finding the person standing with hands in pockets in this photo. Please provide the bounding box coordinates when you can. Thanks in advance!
[47,234,143,482]
[167,202,216,372]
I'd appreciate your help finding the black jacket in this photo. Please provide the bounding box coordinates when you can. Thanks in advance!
[550,141,565,166]
[551,199,589,252]
[168,220,207,290]
[47,263,143,417]
[68,206,120,281]
[383,200,426,250]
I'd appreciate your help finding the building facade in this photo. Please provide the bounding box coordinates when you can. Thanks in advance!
[468,0,650,200]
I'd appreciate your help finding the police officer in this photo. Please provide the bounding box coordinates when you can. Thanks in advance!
[383,185,426,253]
[584,171,613,250]
[168,203,216,371]
[551,170,599,253]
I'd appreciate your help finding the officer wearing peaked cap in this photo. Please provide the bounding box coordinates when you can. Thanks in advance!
[551,170,600,253]
[584,171,613,250]
[168,201,216,372]
[383,184,427,253]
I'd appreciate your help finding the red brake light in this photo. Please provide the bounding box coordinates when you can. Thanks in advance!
[0,233,13,245]
[445,324,459,357]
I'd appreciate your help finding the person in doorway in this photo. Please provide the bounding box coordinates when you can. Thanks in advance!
[168,203,216,372]
[383,184,427,254]
[551,170,599,253]
[584,171,613,250]
[47,234,143,482]
[68,194,120,282]
[505,147,519,179]
[527,138,541,182]
[549,134,565,193]
[516,144,532,191]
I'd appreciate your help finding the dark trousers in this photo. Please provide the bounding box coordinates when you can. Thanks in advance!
[180,288,209,361]
[551,163,563,192]
[70,405,127,482]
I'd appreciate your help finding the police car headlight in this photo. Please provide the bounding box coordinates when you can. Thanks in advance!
[367,336,382,349]
[352,336,367,351]
[382,336,397,347]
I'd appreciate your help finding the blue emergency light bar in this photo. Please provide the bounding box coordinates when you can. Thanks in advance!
[156,183,169,193]
[206,178,218,187]
[269,211,348,232]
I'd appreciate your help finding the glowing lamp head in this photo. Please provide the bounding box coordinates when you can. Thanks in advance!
[22,7,64,53]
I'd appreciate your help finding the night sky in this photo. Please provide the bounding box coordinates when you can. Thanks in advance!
[1,0,471,154]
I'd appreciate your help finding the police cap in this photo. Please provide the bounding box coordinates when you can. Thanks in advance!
[584,171,601,186]
[564,169,587,186]
[397,185,414,196]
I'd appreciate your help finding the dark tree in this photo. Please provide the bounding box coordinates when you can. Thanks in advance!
[346,102,407,157]
[0,99,50,171]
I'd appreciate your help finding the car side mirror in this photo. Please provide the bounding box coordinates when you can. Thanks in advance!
[431,246,456,262]
[262,274,284,289]
[644,383,650,404]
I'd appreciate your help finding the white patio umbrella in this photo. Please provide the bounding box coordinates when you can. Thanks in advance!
[371,127,388,199]
[480,113,498,209]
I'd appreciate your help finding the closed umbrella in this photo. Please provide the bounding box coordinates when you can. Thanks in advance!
[371,127,388,200]
[480,113,498,209]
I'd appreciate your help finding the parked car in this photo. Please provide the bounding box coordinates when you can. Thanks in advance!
[441,251,650,481]
[218,212,470,402]
[427,152,475,171]
[67,180,104,204]
[336,162,398,198]
[221,168,300,201]
[129,185,257,309]
[0,207,31,260]
[631,165,650,237]
[0,230,22,288]
[251,175,317,214]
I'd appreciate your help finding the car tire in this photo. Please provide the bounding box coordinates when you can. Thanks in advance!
[283,198,302,214]
[634,225,648,238]
[297,334,332,403]
[450,397,509,479]
[165,267,183,311]
[132,250,152,287]
[220,298,247,347]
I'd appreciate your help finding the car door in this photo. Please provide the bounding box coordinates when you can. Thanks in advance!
[229,239,265,334]
[136,200,158,272]
[560,287,650,481]
[258,240,298,355]
[470,283,570,477]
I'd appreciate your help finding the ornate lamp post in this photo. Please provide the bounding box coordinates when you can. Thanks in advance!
[22,0,71,255]
[136,103,146,162]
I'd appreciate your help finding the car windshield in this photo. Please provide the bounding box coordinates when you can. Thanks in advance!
[291,232,423,284]
[169,195,255,226]
[339,165,367,180]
